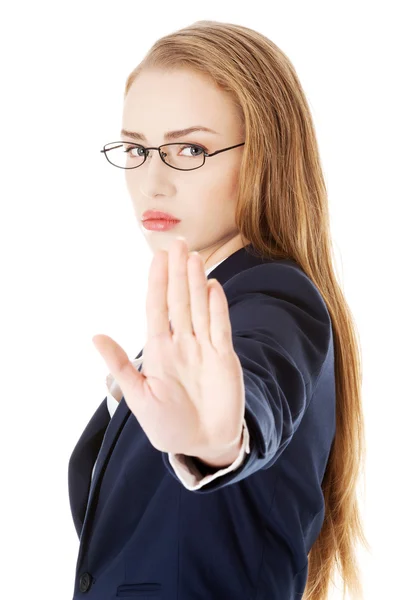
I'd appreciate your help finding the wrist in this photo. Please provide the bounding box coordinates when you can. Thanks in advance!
[193,426,244,469]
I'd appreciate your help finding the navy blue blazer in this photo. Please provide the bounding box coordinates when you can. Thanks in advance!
[68,244,336,599]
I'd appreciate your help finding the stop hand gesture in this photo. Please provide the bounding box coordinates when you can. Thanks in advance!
[92,237,246,465]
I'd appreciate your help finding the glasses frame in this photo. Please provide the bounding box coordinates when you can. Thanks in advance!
[100,141,246,171]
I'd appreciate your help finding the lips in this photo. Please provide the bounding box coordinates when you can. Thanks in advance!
[142,210,180,221]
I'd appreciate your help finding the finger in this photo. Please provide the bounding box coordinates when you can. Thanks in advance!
[146,249,170,339]
[208,279,234,353]
[168,237,193,336]
[187,251,210,343]
[92,334,144,399]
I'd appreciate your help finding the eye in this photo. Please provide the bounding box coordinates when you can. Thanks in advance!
[124,145,145,157]
[179,144,207,157]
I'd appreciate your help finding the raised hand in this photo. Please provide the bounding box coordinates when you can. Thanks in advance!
[92,237,245,462]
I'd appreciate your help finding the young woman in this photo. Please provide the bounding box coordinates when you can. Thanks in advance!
[68,20,369,600]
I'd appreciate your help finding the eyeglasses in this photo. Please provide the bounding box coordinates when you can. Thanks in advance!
[100,141,245,171]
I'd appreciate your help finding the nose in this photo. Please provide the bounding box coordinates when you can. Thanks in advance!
[146,148,164,162]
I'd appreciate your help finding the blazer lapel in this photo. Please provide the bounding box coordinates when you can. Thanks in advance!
[68,396,111,537]
[76,349,144,565]
[84,350,143,517]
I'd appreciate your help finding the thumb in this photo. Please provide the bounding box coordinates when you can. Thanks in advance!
[92,334,144,398]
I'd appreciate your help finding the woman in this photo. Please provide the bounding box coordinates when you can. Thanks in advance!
[68,20,369,600]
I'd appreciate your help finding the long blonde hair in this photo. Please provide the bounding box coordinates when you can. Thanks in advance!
[123,20,370,600]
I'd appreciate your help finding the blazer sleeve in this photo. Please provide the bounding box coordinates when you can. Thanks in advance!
[161,260,333,493]
[167,416,251,490]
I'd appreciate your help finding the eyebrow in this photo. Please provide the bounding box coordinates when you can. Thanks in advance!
[120,126,220,142]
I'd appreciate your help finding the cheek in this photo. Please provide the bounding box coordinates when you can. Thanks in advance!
[125,170,141,193]
[124,173,148,212]
[195,162,240,198]
[189,183,238,227]
[199,162,239,197]
[212,169,241,209]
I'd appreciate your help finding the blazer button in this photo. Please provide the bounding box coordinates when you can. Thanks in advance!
[79,572,93,592]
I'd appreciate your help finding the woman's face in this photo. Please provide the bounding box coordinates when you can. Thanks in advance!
[121,68,249,269]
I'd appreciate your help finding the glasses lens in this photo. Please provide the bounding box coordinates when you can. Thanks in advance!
[159,144,205,170]
[103,142,146,169]
[103,142,205,170]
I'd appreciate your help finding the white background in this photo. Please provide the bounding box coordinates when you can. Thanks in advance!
[1,1,398,598]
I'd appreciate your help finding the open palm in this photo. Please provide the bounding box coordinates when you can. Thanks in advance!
[92,237,245,459]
